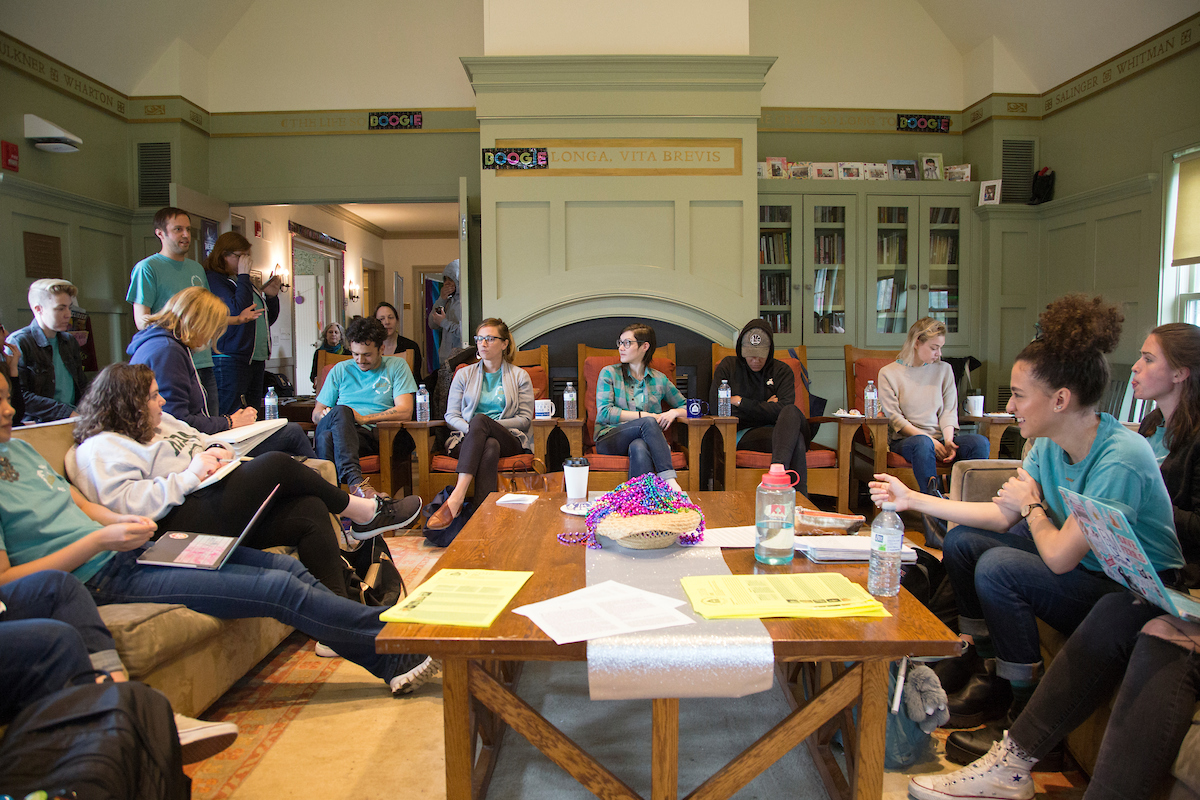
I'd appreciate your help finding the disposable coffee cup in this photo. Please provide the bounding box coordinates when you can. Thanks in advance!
[966,394,984,417]
[563,457,589,505]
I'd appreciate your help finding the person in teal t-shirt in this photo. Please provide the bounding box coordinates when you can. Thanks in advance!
[870,294,1184,760]
[313,316,417,494]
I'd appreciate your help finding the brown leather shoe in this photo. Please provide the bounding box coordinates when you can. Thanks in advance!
[426,501,460,531]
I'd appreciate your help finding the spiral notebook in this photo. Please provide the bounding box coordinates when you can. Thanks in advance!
[137,485,279,570]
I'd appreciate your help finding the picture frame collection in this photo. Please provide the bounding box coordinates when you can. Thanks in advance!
[759,155,972,183]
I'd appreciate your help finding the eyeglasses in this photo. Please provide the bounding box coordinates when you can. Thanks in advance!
[474,335,502,345]
[617,339,639,349]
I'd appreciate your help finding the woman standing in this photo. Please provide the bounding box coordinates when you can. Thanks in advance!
[594,323,688,491]
[877,316,989,495]
[375,301,423,379]
[426,319,534,530]
[204,232,282,416]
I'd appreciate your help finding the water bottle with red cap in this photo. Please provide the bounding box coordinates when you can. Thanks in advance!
[755,463,799,565]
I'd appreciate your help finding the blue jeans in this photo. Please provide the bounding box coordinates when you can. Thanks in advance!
[595,417,677,480]
[196,366,219,416]
[314,405,414,487]
[1009,591,1198,800]
[892,432,989,493]
[86,547,424,685]
[943,524,1123,680]
[213,356,266,416]
[0,571,124,723]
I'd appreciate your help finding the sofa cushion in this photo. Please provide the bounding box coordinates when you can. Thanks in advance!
[99,602,226,681]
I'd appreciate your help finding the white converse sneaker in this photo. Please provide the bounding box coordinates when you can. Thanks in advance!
[909,733,1036,800]
[389,655,441,696]
[314,642,338,658]
[174,713,239,764]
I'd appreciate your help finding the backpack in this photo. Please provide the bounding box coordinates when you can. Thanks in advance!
[341,534,405,606]
[0,682,189,800]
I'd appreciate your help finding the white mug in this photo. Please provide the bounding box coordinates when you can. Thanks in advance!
[535,399,556,419]
[966,395,984,417]
[563,457,589,505]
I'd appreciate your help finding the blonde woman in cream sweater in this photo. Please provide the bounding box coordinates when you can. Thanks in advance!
[877,317,989,495]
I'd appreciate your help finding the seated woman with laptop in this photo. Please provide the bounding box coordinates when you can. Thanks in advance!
[67,364,417,597]
[0,368,437,697]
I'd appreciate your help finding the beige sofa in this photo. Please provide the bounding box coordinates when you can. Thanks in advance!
[13,419,332,717]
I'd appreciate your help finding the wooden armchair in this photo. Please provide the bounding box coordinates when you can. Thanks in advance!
[404,346,551,501]
[577,343,695,491]
[710,344,854,513]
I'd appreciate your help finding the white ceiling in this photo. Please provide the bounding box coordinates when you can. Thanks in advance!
[342,202,459,233]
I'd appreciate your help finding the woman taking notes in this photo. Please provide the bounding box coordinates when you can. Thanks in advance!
[426,319,534,530]
[594,323,687,492]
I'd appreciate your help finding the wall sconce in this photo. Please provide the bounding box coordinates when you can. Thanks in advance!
[346,281,360,304]
[269,263,290,293]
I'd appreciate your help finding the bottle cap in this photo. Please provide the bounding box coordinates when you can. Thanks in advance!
[882,501,897,511]
[760,463,799,488]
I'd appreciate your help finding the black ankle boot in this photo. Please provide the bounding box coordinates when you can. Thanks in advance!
[932,644,982,696]
[945,659,1011,728]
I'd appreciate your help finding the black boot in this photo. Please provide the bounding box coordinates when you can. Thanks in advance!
[945,659,1011,728]
[932,644,982,696]
[945,699,1066,772]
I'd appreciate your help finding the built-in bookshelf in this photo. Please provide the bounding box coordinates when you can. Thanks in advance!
[758,205,793,334]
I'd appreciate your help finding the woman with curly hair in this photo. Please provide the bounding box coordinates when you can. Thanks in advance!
[67,364,415,597]
[872,295,1183,763]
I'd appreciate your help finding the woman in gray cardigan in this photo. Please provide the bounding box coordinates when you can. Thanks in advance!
[427,318,534,530]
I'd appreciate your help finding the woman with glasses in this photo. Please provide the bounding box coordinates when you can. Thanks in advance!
[204,231,282,416]
[595,323,688,491]
[426,318,534,530]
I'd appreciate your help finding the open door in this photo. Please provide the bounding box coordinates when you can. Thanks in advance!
[458,176,471,350]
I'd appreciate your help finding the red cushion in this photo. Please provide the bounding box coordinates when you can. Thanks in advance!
[735,449,836,470]
[583,450,687,472]
[454,361,549,400]
[583,355,677,449]
[431,452,536,473]
[887,451,914,469]
[359,455,380,473]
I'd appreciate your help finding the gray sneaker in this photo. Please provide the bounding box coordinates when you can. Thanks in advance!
[909,733,1036,800]
[389,655,441,696]
[351,495,423,539]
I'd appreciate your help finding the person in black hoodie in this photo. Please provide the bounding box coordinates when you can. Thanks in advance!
[710,320,810,495]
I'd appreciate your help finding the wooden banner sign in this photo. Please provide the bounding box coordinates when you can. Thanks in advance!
[492,138,742,177]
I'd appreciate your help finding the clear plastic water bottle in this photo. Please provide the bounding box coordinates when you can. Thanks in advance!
[755,463,797,565]
[717,379,732,417]
[867,501,904,597]
[864,379,879,419]
[563,381,578,420]
[264,386,279,420]
[415,384,430,423]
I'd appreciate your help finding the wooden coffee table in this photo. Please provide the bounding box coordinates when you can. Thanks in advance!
[377,492,959,800]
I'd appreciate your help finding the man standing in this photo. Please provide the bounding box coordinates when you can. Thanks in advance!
[127,208,258,416]
[314,317,422,526]
[8,279,89,423]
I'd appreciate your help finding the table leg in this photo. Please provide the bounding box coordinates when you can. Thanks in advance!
[651,698,679,800]
[444,658,474,800]
[852,660,888,800]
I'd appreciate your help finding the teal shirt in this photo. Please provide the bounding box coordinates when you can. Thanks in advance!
[1147,426,1168,463]
[475,369,506,420]
[0,439,110,583]
[251,291,269,362]
[316,356,417,417]
[1023,413,1183,573]
[49,336,76,406]
[126,253,213,369]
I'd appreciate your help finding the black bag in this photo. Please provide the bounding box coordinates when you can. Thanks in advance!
[921,476,949,550]
[789,348,828,439]
[422,486,474,548]
[341,534,405,606]
[1028,168,1055,205]
[0,682,190,800]
[901,547,958,632]
[264,370,295,398]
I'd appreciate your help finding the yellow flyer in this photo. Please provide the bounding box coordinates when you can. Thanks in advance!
[680,572,888,619]
[379,569,534,627]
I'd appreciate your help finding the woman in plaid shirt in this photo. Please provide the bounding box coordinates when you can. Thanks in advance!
[594,323,688,492]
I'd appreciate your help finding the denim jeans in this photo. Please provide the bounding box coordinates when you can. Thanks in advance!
[595,417,677,480]
[892,432,989,493]
[943,524,1124,680]
[86,547,424,685]
[196,366,219,416]
[1009,591,1200,800]
[0,571,124,723]
[213,356,266,416]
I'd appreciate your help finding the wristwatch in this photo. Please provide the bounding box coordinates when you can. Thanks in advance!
[1021,502,1045,519]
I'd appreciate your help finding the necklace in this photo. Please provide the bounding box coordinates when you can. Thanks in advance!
[0,456,17,482]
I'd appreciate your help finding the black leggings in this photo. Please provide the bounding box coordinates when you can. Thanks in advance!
[736,404,810,495]
[448,415,528,510]
[158,452,352,597]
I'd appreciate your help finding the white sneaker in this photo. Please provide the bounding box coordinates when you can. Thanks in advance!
[314,642,338,658]
[174,713,239,764]
[909,733,1036,800]
[389,655,441,696]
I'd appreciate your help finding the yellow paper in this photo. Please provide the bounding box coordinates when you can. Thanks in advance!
[379,569,534,627]
[680,572,889,619]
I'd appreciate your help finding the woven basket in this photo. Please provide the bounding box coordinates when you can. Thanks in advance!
[612,530,680,550]
[594,507,703,550]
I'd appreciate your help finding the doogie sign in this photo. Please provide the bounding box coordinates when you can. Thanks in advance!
[488,138,743,176]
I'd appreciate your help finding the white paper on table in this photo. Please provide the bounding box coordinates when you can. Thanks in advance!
[496,493,538,505]
[684,525,757,548]
[512,580,694,644]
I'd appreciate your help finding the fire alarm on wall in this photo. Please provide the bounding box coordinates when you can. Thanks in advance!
[1,141,18,172]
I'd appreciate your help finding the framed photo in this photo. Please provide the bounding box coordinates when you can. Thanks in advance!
[766,156,788,178]
[944,163,971,182]
[788,161,812,179]
[838,161,864,180]
[812,162,839,180]
[918,153,944,180]
[979,179,1002,205]
[863,162,889,180]
[887,159,918,181]
[756,161,768,179]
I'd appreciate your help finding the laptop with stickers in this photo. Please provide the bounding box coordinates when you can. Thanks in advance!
[137,485,279,570]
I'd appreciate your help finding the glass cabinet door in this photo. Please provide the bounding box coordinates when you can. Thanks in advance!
[919,196,970,345]
[801,195,856,346]
[866,196,918,346]
[757,203,798,344]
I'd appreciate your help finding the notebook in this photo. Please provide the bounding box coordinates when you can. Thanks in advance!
[1059,487,1200,622]
[137,484,280,570]
[795,535,918,564]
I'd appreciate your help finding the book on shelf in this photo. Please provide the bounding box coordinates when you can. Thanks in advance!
[929,207,961,224]
[929,233,958,265]
[863,162,889,180]
[759,206,791,223]
[876,277,896,311]
[877,207,908,224]
[877,231,908,265]
[814,206,844,223]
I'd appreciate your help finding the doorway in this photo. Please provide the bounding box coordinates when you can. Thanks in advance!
[292,238,344,396]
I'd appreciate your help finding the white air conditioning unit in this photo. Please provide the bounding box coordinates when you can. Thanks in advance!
[24,114,82,153]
